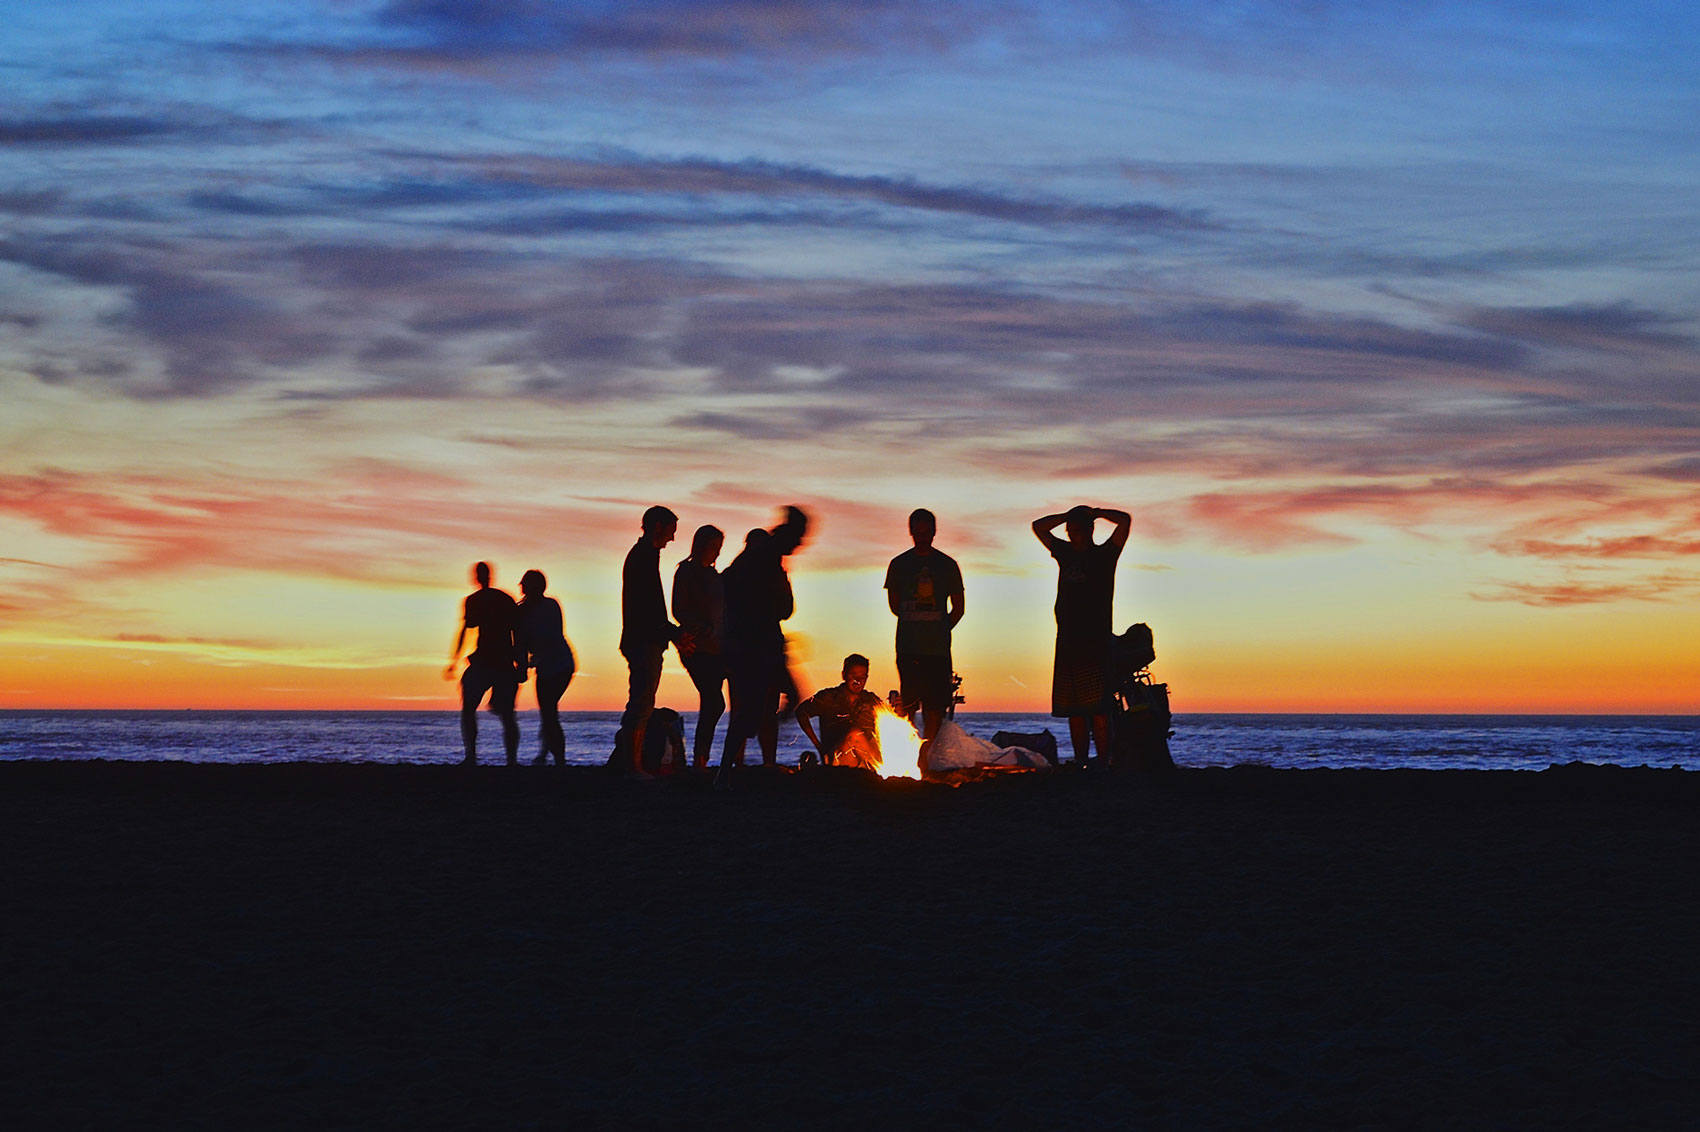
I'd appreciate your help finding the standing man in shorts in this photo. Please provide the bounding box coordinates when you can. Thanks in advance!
[884,508,964,767]
[445,561,524,766]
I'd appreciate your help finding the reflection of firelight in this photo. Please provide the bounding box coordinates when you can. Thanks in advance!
[872,707,923,780]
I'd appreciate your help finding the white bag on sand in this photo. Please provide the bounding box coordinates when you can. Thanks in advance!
[924,721,1051,772]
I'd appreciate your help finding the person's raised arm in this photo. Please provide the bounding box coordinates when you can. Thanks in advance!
[1099,507,1132,550]
[1031,512,1068,553]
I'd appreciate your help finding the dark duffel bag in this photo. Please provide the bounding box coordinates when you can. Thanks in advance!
[1113,679,1174,773]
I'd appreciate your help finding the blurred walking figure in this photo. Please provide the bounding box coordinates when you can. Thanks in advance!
[619,506,687,778]
[518,569,576,766]
[444,561,524,766]
[720,506,809,768]
[1032,506,1131,766]
[673,524,727,768]
[884,507,964,765]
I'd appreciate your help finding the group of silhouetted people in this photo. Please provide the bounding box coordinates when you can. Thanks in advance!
[446,502,1134,773]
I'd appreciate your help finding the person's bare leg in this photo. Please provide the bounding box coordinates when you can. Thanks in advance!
[721,734,746,768]
[917,707,945,774]
[1090,713,1111,767]
[501,710,519,766]
[1068,715,1091,764]
[460,707,478,765]
[758,715,778,766]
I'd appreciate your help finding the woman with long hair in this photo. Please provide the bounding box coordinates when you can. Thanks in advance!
[517,568,576,765]
[672,524,727,768]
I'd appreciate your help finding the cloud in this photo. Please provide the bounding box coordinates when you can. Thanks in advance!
[1474,574,1700,607]
[1130,477,1692,554]
[1500,535,1700,559]
[0,190,65,216]
[312,0,1018,68]
[7,212,1695,541]
[668,410,832,442]
[0,237,339,396]
[0,464,639,599]
[1644,458,1700,483]
[472,152,1212,233]
[1462,302,1694,353]
[175,151,1210,237]
[232,0,1599,87]
[0,115,178,145]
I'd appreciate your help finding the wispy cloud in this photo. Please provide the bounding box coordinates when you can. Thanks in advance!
[472,152,1212,232]
[0,464,638,598]
[0,115,178,145]
[32,633,439,670]
[1474,574,1700,607]
[1463,302,1694,353]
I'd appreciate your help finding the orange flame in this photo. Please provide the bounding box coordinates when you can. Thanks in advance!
[872,706,924,780]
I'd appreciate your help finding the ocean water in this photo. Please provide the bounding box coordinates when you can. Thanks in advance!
[2,710,1697,771]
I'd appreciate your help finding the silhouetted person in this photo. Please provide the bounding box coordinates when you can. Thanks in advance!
[796,654,883,770]
[444,561,523,766]
[620,506,687,778]
[672,524,726,768]
[884,508,964,761]
[773,505,809,720]
[720,506,809,768]
[518,568,576,766]
[1032,506,1131,766]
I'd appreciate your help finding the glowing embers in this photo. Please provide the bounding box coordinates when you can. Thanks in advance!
[871,707,924,780]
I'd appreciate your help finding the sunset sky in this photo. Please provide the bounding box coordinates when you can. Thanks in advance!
[3,1,1697,713]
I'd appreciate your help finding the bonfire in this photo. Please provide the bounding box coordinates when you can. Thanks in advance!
[870,707,924,780]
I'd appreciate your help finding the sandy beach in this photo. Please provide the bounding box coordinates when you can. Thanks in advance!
[5,760,1699,1129]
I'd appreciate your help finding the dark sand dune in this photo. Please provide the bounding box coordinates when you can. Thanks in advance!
[5,761,1699,1129]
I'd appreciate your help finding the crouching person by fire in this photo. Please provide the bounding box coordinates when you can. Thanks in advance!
[796,654,883,769]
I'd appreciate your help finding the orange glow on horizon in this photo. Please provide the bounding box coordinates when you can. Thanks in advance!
[4,626,1695,715]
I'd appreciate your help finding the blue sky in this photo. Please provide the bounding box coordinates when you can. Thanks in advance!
[2,1,1697,709]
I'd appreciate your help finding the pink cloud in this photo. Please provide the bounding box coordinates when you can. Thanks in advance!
[0,465,639,598]
[1474,574,1700,606]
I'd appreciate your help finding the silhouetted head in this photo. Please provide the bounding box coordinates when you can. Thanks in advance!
[473,561,491,588]
[842,654,870,694]
[908,508,936,551]
[690,524,724,566]
[642,505,679,548]
[771,505,809,555]
[1064,505,1096,546]
[519,569,545,598]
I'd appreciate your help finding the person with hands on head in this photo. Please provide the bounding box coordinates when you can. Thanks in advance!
[1032,505,1132,767]
[445,561,525,767]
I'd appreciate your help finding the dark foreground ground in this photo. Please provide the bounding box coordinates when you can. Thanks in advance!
[4,760,1699,1130]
